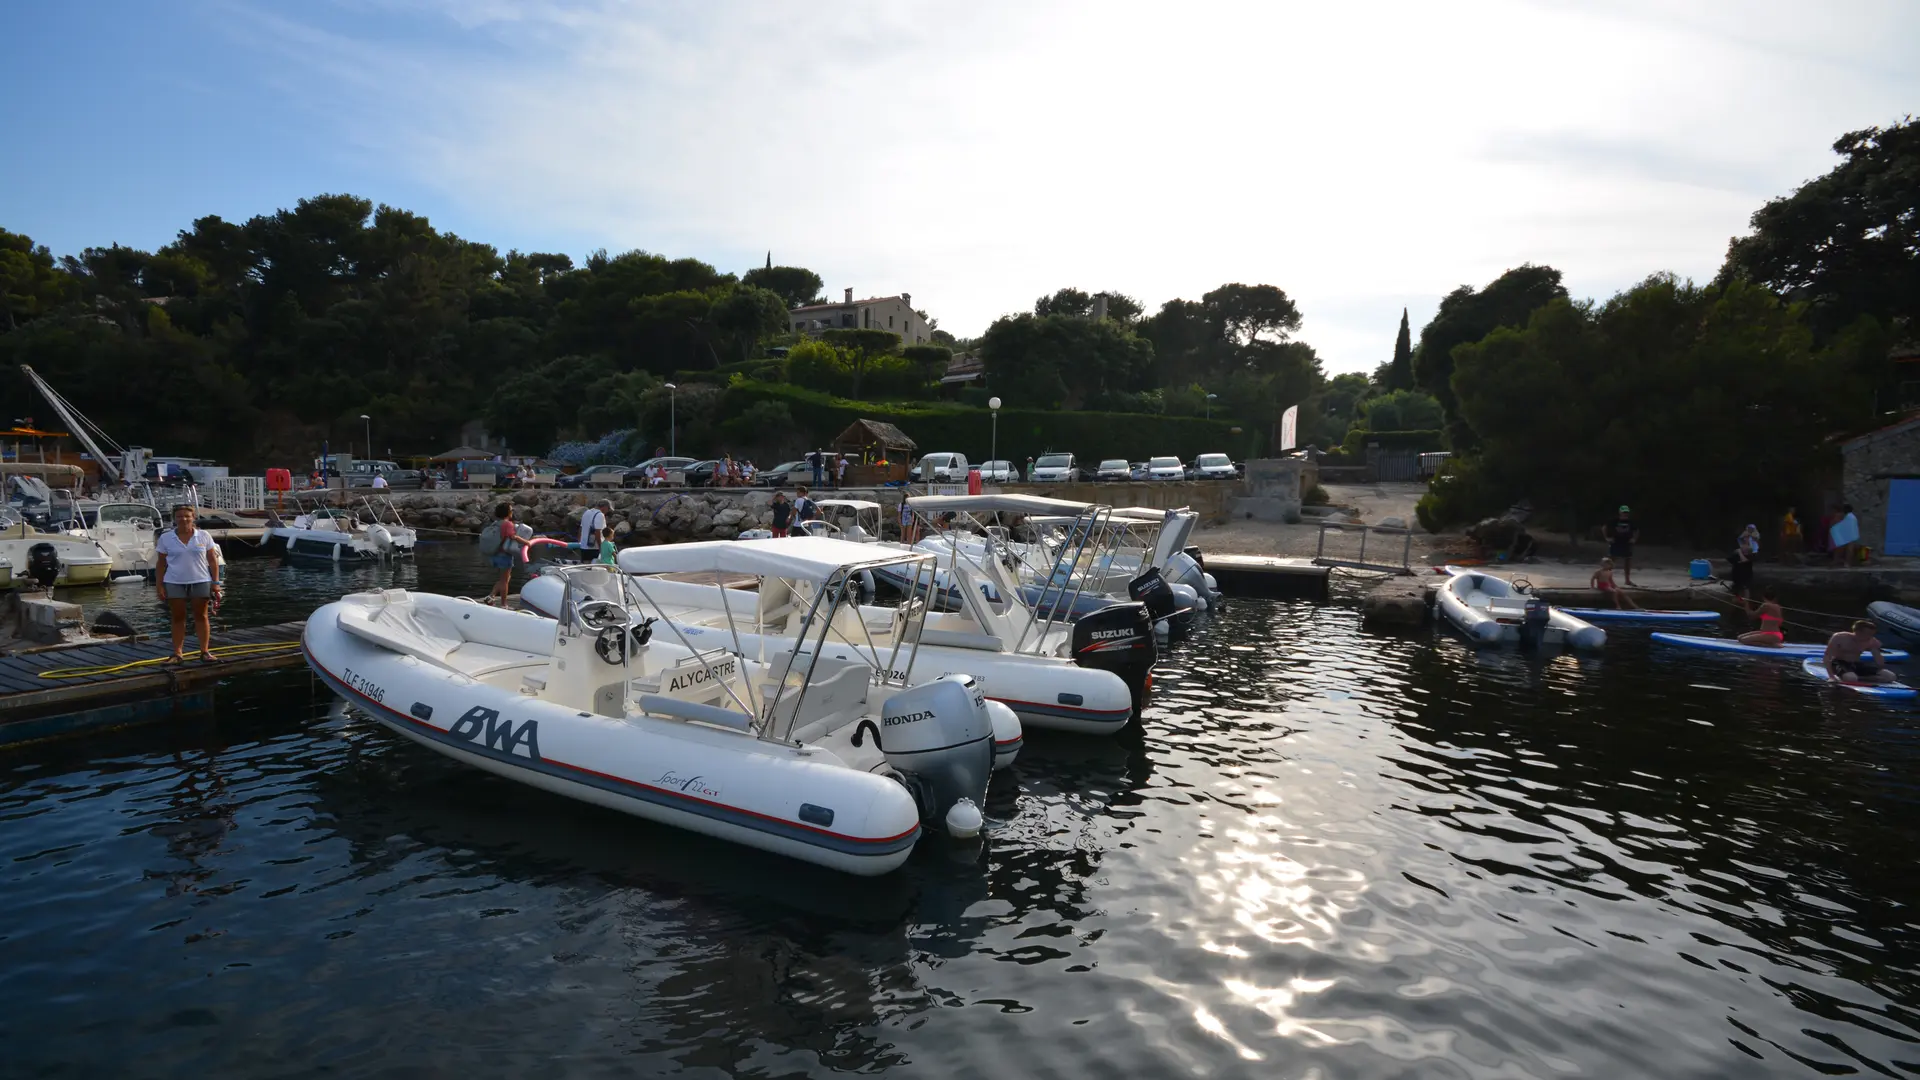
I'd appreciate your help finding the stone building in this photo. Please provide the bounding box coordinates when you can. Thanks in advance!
[791,288,933,345]
[1839,414,1920,556]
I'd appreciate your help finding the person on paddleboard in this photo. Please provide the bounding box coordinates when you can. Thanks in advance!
[1824,619,1897,684]
[1737,589,1785,647]
[1590,558,1639,610]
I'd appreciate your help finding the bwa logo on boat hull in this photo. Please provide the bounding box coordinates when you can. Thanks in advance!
[448,706,541,761]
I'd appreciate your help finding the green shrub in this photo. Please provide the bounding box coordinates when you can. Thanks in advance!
[1303,483,1330,506]
[1415,492,1443,534]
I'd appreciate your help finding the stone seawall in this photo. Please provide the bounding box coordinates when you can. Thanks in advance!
[359,479,1234,543]
[369,488,844,542]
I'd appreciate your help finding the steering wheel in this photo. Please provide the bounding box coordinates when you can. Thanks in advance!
[574,599,627,630]
[1511,576,1534,594]
[595,617,655,664]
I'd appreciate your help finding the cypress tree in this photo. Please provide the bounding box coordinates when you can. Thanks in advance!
[1388,308,1413,390]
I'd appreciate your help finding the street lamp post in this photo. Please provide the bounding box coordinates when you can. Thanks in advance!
[664,383,677,458]
[988,396,1001,479]
[1205,393,1218,420]
[359,414,371,463]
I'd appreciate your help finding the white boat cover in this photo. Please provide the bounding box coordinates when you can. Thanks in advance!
[905,494,1097,515]
[617,536,923,583]
[813,499,881,511]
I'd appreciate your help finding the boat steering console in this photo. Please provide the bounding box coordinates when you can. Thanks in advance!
[574,598,655,664]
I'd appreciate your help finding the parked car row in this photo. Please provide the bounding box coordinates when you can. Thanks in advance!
[906,450,1242,484]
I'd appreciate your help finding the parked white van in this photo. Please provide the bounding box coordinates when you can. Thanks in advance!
[912,452,970,483]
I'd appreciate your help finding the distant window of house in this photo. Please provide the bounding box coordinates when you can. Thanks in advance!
[863,309,870,328]
[841,313,854,327]
[888,315,894,327]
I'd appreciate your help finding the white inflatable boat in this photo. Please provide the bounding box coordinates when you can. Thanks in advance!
[1437,567,1606,650]
[305,541,1021,876]
[522,534,1156,735]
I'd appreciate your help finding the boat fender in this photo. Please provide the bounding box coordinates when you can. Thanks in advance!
[1071,601,1157,722]
[945,798,984,840]
[875,675,994,835]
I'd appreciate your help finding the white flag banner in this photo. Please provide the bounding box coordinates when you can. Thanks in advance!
[1279,405,1299,451]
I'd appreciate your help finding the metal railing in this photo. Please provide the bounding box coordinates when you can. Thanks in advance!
[194,476,267,511]
[1313,521,1415,575]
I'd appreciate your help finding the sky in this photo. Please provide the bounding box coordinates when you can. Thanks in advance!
[3,1,1916,375]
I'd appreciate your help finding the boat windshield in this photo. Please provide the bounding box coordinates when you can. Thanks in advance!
[98,503,163,527]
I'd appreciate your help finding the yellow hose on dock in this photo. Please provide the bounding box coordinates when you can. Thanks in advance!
[38,641,303,680]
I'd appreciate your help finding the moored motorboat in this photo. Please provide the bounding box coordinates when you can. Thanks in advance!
[0,508,114,587]
[522,533,1155,735]
[268,497,417,562]
[1438,567,1605,649]
[305,541,1015,876]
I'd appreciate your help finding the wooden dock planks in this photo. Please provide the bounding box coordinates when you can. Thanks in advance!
[0,620,307,744]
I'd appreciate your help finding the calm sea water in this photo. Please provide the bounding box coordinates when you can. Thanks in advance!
[4,545,1919,1077]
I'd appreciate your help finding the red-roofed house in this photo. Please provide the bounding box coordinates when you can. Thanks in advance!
[791,288,933,345]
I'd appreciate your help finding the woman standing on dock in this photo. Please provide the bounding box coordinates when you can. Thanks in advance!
[155,504,221,664]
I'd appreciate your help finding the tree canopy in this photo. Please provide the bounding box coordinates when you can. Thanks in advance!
[742,264,825,309]
[1411,264,1568,446]
[1432,275,1875,542]
[0,195,817,463]
[1721,118,1920,340]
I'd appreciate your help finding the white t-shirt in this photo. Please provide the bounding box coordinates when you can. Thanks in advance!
[579,506,607,547]
[371,474,389,489]
[156,527,218,585]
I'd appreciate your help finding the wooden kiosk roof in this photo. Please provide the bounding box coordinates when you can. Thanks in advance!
[833,419,916,453]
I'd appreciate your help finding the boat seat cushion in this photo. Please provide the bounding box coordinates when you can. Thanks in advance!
[446,641,543,677]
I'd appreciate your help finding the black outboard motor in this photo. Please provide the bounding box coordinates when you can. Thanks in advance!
[1519,595,1551,651]
[26,542,60,591]
[1071,600,1157,722]
[1128,566,1180,626]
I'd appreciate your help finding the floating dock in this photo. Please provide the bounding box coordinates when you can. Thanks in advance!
[0,620,307,747]
[1204,554,1332,601]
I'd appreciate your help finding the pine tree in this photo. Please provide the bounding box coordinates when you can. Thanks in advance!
[1387,308,1413,390]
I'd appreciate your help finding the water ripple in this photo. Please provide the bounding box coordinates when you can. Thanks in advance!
[4,553,1920,1076]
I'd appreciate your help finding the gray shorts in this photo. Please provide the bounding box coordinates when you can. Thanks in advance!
[162,581,213,600]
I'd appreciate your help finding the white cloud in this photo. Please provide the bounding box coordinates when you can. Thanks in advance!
[223,0,1920,372]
